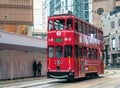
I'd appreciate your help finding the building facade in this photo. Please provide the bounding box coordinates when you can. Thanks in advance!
[0,0,33,35]
[49,0,91,22]
[73,0,92,22]
[92,0,120,28]
[42,0,50,32]
[102,11,120,67]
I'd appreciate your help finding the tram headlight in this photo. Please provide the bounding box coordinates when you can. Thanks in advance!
[48,38,53,41]
[69,72,73,75]
[64,37,71,41]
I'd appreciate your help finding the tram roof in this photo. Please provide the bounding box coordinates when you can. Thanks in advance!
[48,14,103,32]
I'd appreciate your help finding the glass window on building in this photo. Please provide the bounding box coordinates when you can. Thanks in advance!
[65,0,68,10]
[62,1,64,6]
[84,0,88,2]
[111,21,115,29]
[119,36,120,48]
[112,38,115,50]
[84,3,88,10]
[118,19,120,26]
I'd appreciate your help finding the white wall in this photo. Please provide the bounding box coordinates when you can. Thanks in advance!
[0,50,46,80]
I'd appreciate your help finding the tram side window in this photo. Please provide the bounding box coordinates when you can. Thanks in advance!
[94,49,97,59]
[100,32,103,41]
[87,48,91,58]
[93,49,97,59]
[88,26,91,36]
[48,46,54,58]
[75,19,78,32]
[90,28,94,38]
[55,46,63,58]
[48,20,53,31]
[64,45,72,57]
[74,45,78,58]
[78,46,82,58]
[78,21,83,33]
[100,50,103,59]
[54,19,65,30]
[84,47,87,58]
[97,31,101,40]
[67,19,72,30]
[91,49,95,59]
[83,23,87,35]
[93,28,97,38]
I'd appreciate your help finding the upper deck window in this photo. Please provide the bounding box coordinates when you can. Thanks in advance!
[67,19,73,30]
[75,19,78,32]
[83,23,87,34]
[78,21,83,33]
[54,19,65,30]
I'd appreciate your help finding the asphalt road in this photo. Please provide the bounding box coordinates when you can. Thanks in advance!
[61,70,120,88]
[0,69,120,88]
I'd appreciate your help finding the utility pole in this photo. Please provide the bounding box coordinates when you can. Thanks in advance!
[4,16,7,31]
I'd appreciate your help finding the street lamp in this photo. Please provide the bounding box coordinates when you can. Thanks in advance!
[4,16,7,30]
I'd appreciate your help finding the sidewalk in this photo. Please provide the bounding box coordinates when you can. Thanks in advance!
[0,76,47,85]
[104,68,120,76]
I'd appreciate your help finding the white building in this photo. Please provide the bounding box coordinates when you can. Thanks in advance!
[102,10,120,67]
[34,0,43,29]
[42,0,50,31]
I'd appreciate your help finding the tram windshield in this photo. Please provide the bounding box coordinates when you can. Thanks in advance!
[48,46,54,58]
[55,46,63,58]
[48,45,73,58]
[54,19,65,30]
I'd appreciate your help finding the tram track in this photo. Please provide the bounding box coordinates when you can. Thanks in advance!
[86,70,120,88]
[88,77,120,88]
[0,70,119,88]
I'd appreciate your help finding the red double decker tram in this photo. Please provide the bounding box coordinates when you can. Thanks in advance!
[47,14,104,81]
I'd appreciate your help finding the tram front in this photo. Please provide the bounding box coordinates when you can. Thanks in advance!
[47,15,75,80]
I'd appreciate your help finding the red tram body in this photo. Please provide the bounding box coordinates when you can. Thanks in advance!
[47,14,104,80]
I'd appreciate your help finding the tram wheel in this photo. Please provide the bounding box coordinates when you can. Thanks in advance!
[67,77,74,82]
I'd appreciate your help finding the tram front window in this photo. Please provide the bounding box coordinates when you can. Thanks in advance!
[64,45,72,58]
[48,46,54,58]
[48,20,53,31]
[55,46,63,58]
[54,19,65,30]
